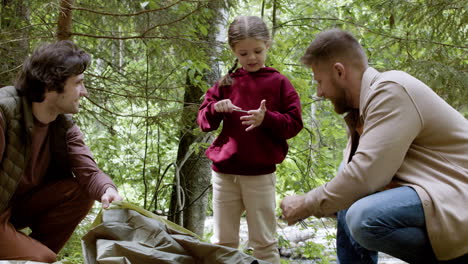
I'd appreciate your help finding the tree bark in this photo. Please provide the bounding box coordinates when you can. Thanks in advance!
[271,0,278,38]
[57,0,74,40]
[168,0,227,236]
[169,75,213,233]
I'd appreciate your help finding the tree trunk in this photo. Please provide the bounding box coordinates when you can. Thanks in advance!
[169,73,213,233]
[168,0,227,236]
[0,0,30,87]
[271,0,278,38]
[57,0,74,40]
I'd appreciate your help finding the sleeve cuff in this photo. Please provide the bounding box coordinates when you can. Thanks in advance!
[261,110,275,128]
[304,187,322,217]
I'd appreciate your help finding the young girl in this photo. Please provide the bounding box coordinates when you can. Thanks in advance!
[197,16,303,264]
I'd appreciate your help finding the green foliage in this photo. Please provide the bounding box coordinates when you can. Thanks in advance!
[299,241,331,263]
[0,0,465,261]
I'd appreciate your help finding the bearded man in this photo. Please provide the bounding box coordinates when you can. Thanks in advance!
[281,29,468,264]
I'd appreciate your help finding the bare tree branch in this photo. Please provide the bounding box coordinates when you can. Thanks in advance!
[141,4,202,36]
[84,95,182,118]
[70,0,204,17]
[275,17,468,49]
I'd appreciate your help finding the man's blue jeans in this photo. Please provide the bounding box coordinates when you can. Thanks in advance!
[336,186,438,264]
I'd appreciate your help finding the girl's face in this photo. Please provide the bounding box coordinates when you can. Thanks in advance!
[232,38,269,72]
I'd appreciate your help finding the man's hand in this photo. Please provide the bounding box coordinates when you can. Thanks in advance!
[240,99,267,132]
[280,194,312,225]
[101,187,123,209]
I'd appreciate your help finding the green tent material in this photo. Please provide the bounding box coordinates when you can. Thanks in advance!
[81,201,270,264]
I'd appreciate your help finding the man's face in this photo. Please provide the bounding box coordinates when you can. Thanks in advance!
[312,64,352,114]
[52,73,87,114]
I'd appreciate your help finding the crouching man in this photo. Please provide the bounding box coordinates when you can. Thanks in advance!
[281,29,468,263]
[0,40,122,262]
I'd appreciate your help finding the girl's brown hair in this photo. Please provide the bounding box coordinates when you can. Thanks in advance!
[219,16,270,87]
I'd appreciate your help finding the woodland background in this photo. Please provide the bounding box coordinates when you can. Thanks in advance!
[0,0,466,263]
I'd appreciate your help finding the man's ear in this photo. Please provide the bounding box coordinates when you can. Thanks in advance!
[333,62,346,79]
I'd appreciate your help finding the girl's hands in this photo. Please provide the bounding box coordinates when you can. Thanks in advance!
[215,99,267,132]
[240,99,267,132]
[214,99,241,113]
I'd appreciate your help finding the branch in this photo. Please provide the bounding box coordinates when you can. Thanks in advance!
[70,32,184,40]
[70,32,220,45]
[84,95,181,118]
[0,64,22,76]
[156,183,212,217]
[86,85,196,105]
[0,23,56,35]
[70,0,186,17]
[141,4,202,36]
[0,36,53,45]
[275,17,468,49]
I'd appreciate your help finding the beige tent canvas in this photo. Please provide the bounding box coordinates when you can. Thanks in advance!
[81,201,270,264]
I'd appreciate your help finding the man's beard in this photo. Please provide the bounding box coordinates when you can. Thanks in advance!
[330,77,353,115]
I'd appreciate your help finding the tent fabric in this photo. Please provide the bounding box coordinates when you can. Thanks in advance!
[81,201,270,264]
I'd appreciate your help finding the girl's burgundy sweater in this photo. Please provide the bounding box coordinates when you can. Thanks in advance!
[197,67,303,175]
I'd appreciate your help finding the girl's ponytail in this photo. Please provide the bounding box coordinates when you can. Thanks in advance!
[219,58,238,87]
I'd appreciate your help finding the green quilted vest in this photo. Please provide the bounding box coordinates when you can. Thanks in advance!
[0,86,74,212]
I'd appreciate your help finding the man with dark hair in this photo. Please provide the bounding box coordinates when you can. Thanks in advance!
[280,29,468,263]
[0,40,122,262]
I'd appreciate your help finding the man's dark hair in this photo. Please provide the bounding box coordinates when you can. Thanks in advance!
[15,40,91,102]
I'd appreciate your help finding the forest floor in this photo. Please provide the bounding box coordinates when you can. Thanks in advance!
[204,216,407,264]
